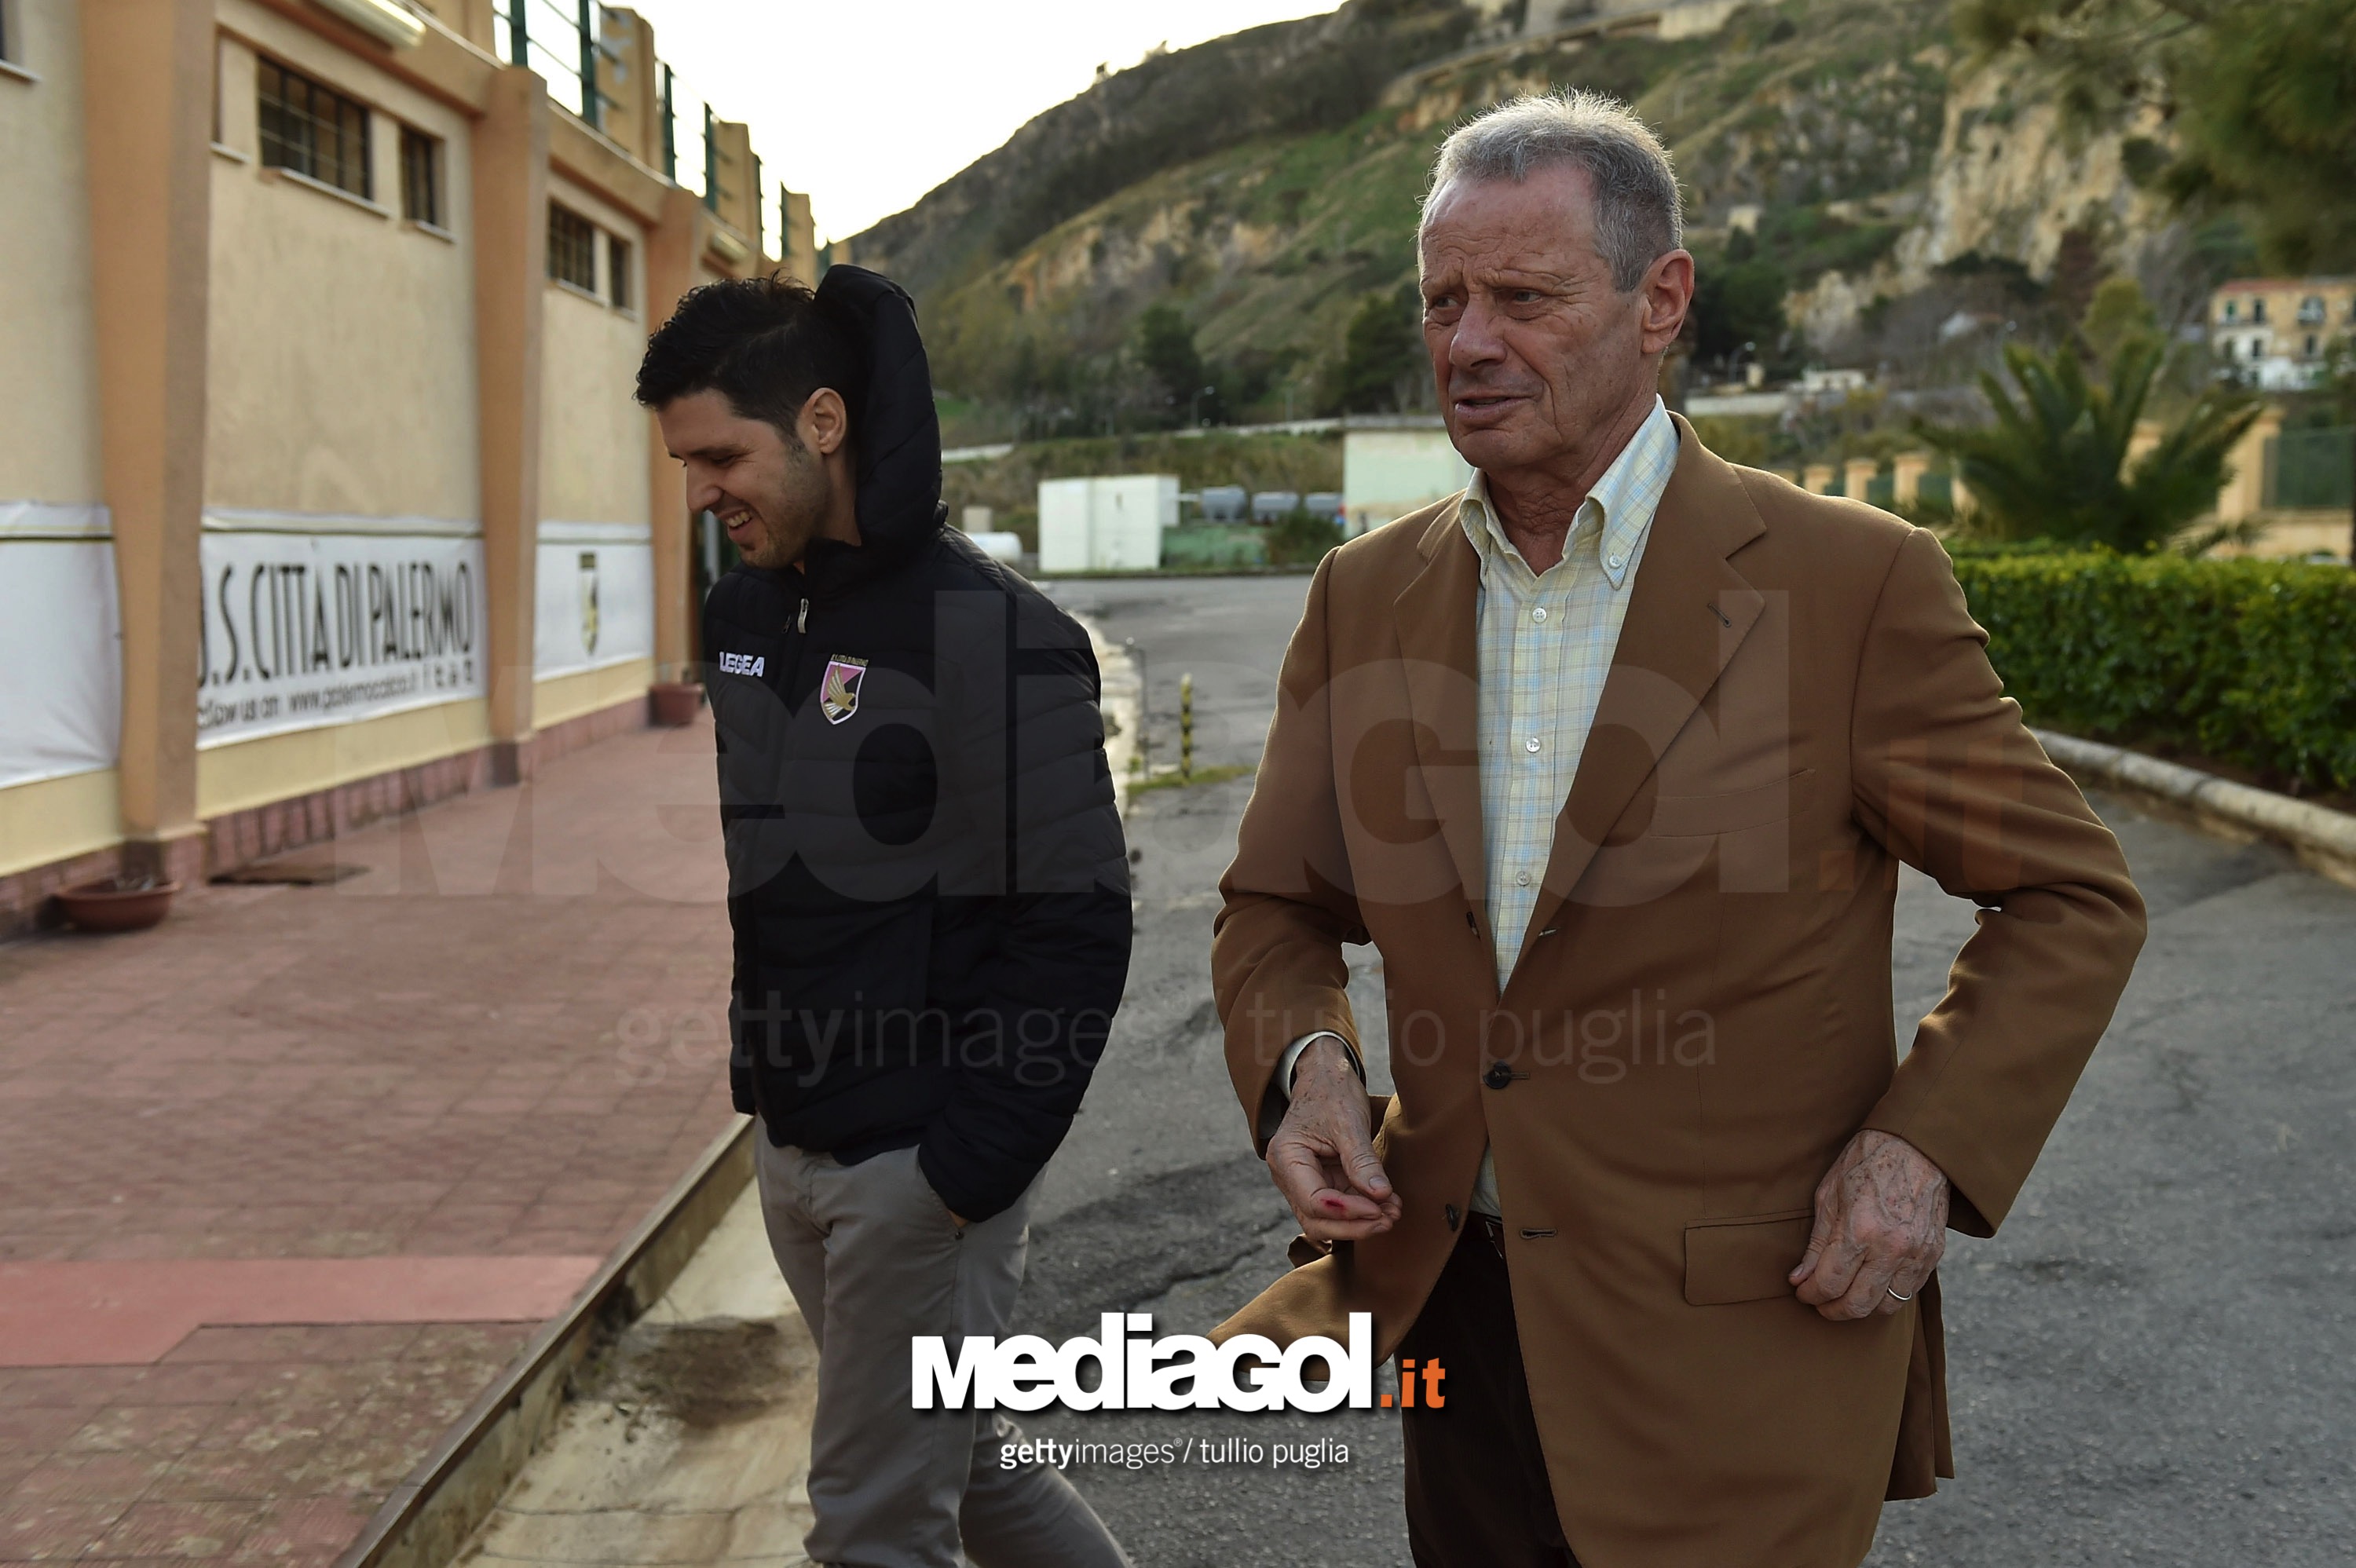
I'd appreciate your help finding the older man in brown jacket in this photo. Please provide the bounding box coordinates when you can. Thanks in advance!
[1210,91,2146,1568]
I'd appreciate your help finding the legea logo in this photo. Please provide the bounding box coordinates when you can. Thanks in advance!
[913,1313,1378,1413]
[718,652,765,676]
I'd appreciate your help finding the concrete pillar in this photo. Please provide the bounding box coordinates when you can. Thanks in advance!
[1802,463,1835,495]
[1892,452,1931,507]
[82,0,214,885]
[598,7,663,168]
[472,68,551,784]
[1843,457,1879,504]
[781,188,817,285]
[645,185,703,678]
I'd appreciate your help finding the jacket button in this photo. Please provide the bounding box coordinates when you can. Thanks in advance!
[1483,1061,1514,1090]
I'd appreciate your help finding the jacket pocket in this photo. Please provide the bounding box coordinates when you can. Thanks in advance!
[1648,768,1816,838]
[1683,1208,1815,1307]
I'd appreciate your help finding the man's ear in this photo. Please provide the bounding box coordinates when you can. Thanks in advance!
[1639,250,1695,358]
[798,387,851,458]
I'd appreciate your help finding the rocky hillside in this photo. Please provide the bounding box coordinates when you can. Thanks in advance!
[842,0,2201,440]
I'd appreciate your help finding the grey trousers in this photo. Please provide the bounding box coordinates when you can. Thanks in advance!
[754,1129,1132,1568]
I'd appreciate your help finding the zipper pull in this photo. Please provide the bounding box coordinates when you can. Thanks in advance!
[796,597,809,633]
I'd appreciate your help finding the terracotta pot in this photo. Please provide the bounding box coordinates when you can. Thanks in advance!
[56,879,180,934]
[649,681,704,727]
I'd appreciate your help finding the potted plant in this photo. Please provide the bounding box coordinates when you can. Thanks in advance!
[55,872,180,934]
[649,662,704,727]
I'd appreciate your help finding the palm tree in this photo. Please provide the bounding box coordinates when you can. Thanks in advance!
[1914,339,2261,552]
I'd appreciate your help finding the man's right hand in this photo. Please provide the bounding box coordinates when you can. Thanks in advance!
[1267,1037,1402,1244]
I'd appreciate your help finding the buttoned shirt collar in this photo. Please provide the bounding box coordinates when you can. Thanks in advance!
[1457,395,1674,592]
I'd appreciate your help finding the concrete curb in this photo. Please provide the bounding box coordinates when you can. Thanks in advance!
[1074,612,1143,817]
[2034,729,2356,892]
[329,1120,754,1568]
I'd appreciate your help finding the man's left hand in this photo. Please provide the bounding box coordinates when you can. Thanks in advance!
[1790,1129,1949,1320]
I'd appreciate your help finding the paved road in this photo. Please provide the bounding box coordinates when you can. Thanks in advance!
[1023,573,2356,1568]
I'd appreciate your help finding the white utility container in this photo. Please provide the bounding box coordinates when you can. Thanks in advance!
[1033,473,1178,572]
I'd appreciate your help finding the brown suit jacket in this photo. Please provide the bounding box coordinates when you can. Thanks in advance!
[1210,420,2146,1566]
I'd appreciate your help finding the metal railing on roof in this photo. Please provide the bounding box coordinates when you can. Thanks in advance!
[481,2,799,255]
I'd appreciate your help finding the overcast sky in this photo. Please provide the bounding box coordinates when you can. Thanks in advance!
[620,1,1344,246]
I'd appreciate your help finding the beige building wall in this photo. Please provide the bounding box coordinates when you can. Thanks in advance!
[0,0,104,504]
[536,181,656,727]
[540,174,653,528]
[0,0,116,879]
[196,5,494,822]
[1,0,786,927]
[205,5,481,522]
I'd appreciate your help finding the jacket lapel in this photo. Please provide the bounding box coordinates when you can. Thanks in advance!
[1392,499,1490,934]
[1514,420,1767,967]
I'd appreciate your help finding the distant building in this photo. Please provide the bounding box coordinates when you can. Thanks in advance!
[2208,278,2356,390]
[1341,421,1472,537]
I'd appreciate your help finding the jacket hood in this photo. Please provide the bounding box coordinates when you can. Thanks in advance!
[804,265,944,596]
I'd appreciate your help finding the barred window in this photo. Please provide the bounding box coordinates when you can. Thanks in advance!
[607,233,631,309]
[258,57,370,199]
[548,203,598,291]
[400,126,441,228]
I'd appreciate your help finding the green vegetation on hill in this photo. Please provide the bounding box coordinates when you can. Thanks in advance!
[858,0,1965,444]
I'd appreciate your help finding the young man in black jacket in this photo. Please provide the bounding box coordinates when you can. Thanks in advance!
[638,269,1133,1568]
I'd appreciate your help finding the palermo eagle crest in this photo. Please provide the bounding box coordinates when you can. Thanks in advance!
[820,656,868,725]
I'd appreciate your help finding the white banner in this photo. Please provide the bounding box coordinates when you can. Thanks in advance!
[198,530,488,747]
[0,532,123,789]
[534,525,654,678]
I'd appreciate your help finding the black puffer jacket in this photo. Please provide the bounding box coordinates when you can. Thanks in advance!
[701,267,1130,1222]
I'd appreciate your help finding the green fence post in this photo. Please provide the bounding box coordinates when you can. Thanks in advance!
[660,64,675,181]
[576,0,599,128]
[702,103,717,213]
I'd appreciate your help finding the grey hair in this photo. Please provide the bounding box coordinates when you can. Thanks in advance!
[1422,90,1685,291]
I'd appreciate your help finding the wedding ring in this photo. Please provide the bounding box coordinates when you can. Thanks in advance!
[1886,1286,1915,1303]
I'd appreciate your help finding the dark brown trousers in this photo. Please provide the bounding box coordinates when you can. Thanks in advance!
[1396,1218,1580,1568]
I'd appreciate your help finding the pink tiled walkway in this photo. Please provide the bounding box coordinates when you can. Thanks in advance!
[0,716,738,1562]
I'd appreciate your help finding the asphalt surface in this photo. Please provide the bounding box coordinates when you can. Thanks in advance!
[1021,572,2356,1568]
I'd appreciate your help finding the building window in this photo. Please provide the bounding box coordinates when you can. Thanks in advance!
[548,203,598,291]
[399,126,441,228]
[258,57,370,199]
[2251,298,2267,324]
[2299,295,2326,325]
[2222,300,2238,323]
[607,233,631,309]
[2305,334,2320,358]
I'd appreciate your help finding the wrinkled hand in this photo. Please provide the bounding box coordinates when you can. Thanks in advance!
[1791,1129,1949,1320]
[1267,1038,1403,1244]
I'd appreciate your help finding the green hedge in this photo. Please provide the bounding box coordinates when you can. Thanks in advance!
[1948,550,2356,795]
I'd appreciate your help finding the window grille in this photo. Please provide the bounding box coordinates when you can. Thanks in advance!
[258,57,371,199]
[399,126,441,227]
[548,203,598,291]
[607,233,631,309]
